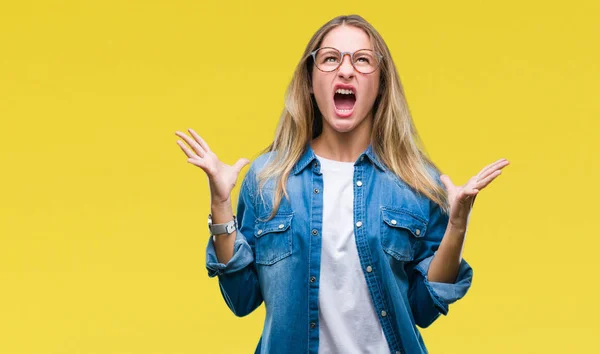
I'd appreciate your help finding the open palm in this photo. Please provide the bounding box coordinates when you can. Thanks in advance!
[175,128,249,204]
[440,158,510,231]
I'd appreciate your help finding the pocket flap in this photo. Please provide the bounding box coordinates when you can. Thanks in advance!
[381,208,427,238]
[254,213,294,238]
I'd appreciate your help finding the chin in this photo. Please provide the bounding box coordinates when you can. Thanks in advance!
[333,123,356,133]
[325,110,370,133]
[324,117,357,134]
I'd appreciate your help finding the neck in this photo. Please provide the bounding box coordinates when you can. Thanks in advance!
[311,114,373,162]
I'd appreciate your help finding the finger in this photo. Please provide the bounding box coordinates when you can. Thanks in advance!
[467,188,479,196]
[475,170,502,190]
[175,131,205,158]
[188,128,211,152]
[477,159,509,181]
[176,131,204,157]
[176,140,198,159]
[440,174,454,190]
[475,159,506,180]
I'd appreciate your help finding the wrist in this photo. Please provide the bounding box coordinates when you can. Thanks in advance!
[208,214,237,237]
[211,199,231,210]
[447,220,467,235]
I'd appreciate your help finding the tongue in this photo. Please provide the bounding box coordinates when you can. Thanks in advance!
[334,93,356,110]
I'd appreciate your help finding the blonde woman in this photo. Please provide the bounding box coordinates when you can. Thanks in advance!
[176,14,509,354]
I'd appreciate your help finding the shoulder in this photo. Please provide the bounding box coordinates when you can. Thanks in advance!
[376,163,444,217]
[251,151,277,173]
[240,151,277,192]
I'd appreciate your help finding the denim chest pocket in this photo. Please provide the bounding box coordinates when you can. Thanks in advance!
[253,213,294,265]
[380,208,428,261]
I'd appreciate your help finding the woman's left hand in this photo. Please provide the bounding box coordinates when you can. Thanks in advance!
[440,158,510,232]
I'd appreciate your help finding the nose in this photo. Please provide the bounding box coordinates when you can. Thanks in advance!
[337,53,355,79]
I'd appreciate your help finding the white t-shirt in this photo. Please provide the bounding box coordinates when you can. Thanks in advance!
[316,154,390,354]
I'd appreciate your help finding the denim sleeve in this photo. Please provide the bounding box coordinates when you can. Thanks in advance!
[205,167,263,317]
[406,173,473,328]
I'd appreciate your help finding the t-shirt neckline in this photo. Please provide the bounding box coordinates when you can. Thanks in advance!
[315,154,355,171]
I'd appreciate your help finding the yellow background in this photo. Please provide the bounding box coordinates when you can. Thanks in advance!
[1,0,598,353]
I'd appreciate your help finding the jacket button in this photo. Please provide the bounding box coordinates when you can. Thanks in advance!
[415,229,421,236]
[356,221,362,228]
[312,229,318,236]
[391,219,397,225]
[314,188,319,194]
[310,276,316,283]
[381,310,387,317]
[257,230,263,235]
[356,181,363,187]
[366,265,373,273]
[278,224,284,229]
[310,322,316,329]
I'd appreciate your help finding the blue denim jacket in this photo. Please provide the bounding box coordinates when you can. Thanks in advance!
[206,144,473,354]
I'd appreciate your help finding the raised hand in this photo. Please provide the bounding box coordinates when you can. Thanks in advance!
[439,158,510,232]
[175,128,249,205]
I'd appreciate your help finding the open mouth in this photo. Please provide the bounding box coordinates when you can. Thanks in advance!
[333,88,356,117]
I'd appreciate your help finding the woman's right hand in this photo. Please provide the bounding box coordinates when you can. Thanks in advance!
[175,128,250,205]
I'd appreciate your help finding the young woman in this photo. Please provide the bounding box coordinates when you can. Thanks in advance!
[176,14,509,354]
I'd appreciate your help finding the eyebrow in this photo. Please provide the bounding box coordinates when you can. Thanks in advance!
[319,47,375,51]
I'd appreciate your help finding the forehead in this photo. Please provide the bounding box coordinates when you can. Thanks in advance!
[320,25,373,51]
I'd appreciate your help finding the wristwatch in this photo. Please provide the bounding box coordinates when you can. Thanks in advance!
[208,214,238,236]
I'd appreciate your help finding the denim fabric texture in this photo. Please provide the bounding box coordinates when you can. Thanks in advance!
[206,144,473,354]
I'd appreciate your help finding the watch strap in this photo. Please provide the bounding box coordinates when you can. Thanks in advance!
[208,214,238,236]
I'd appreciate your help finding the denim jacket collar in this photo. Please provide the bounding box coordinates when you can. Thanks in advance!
[293,143,386,175]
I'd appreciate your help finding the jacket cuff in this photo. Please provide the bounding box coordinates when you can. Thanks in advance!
[205,232,254,277]
[414,252,473,315]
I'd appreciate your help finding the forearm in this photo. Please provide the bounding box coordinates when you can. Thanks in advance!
[427,224,467,283]
[206,202,263,316]
[211,200,236,265]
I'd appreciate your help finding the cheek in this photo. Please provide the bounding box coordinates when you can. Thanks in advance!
[312,79,330,106]
[361,78,380,107]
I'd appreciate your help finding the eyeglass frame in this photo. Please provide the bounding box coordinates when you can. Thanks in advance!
[310,47,384,74]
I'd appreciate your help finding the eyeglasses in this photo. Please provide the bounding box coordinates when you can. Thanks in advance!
[310,47,383,74]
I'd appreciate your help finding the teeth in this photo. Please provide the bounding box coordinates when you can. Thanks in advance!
[336,109,352,113]
[335,88,354,95]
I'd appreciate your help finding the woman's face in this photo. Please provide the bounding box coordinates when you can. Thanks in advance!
[311,25,381,135]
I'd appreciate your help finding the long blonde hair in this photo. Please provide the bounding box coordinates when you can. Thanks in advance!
[257,14,449,219]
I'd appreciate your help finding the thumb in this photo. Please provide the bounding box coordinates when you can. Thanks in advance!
[439,174,453,190]
[233,158,251,173]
